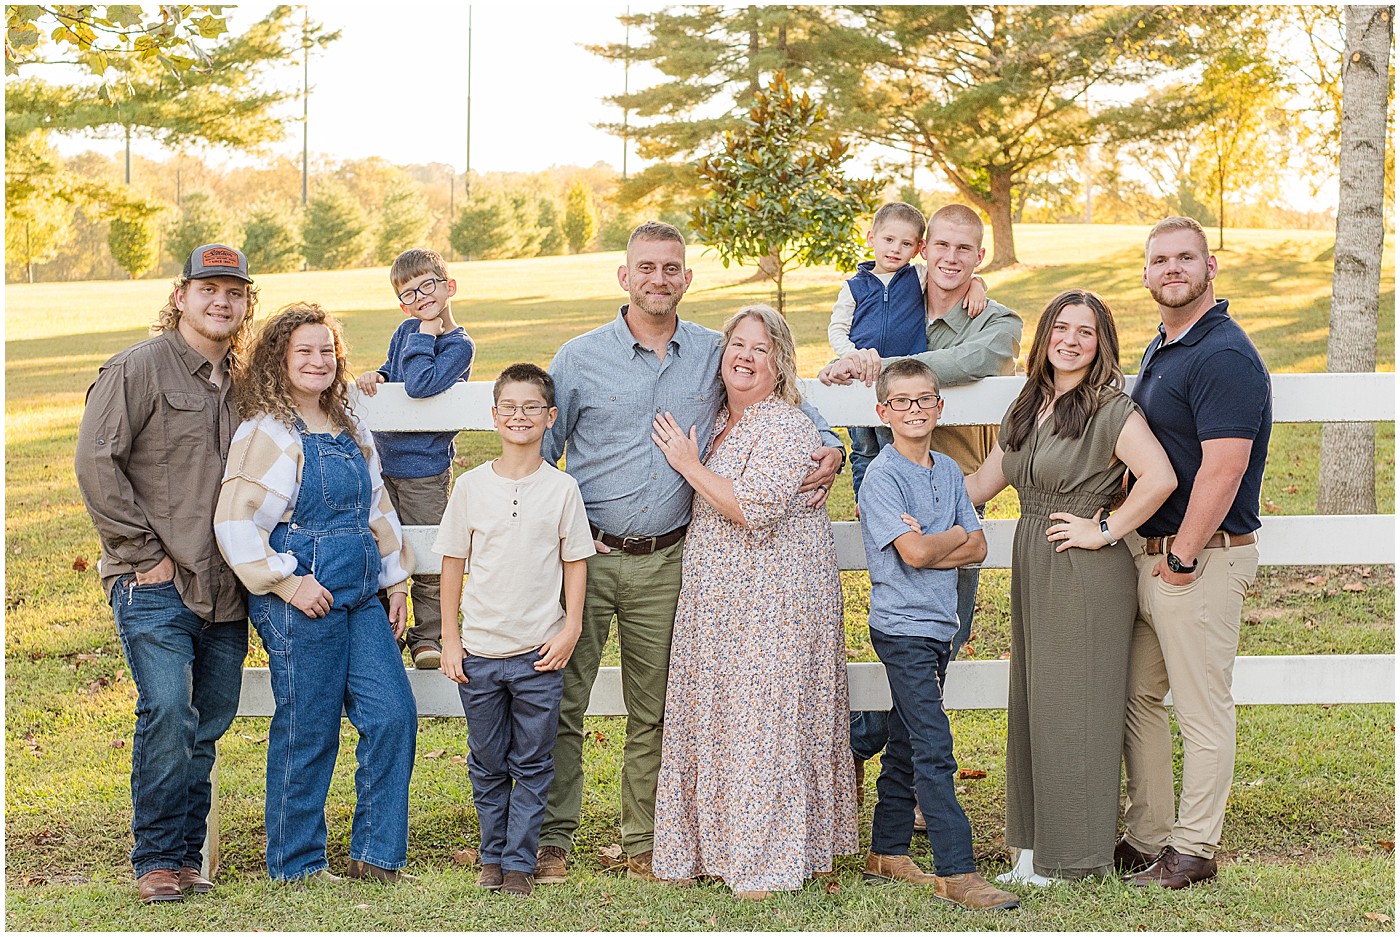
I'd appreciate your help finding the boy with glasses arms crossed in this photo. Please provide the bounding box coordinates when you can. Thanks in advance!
[356,248,475,670]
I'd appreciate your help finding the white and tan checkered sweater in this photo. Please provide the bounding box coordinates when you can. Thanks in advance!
[214,411,414,602]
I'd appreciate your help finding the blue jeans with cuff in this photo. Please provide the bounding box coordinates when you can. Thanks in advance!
[111,577,246,878]
[868,628,975,875]
[459,650,565,873]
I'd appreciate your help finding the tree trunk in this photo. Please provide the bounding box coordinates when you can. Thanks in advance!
[984,167,1018,270]
[1216,155,1225,251]
[1318,5,1391,515]
[124,125,132,185]
[774,262,786,316]
[743,246,783,284]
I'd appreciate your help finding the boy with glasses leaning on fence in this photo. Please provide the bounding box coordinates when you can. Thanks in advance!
[356,248,475,670]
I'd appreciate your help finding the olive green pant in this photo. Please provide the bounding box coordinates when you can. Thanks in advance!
[539,540,684,857]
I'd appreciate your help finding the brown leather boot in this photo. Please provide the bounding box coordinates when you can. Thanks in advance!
[853,757,866,806]
[863,852,940,885]
[477,863,503,890]
[136,869,183,904]
[535,846,568,885]
[626,850,693,886]
[346,859,417,883]
[178,866,213,894]
[500,870,534,896]
[934,872,1021,910]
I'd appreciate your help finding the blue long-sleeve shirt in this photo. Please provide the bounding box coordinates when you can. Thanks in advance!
[370,318,474,478]
[543,307,843,538]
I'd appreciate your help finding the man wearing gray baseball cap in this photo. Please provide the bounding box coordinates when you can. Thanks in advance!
[76,244,258,903]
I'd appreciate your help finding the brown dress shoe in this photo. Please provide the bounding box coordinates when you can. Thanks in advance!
[346,859,418,883]
[626,850,693,886]
[178,867,213,894]
[535,846,568,884]
[137,869,184,904]
[863,852,940,885]
[853,757,866,806]
[1114,836,1159,875]
[934,872,1021,910]
[477,863,503,890]
[500,870,534,896]
[1131,846,1217,889]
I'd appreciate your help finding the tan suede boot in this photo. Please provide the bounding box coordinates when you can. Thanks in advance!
[863,852,940,885]
[934,872,1021,910]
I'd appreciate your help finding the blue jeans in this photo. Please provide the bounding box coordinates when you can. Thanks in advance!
[851,565,979,761]
[252,424,418,881]
[110,577,246,877]
[848,425,894,501]
[459,651,565,873]
[868,629,975,874]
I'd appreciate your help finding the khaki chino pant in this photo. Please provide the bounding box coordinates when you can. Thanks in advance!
[380,470,451,648]
[1122,532,1260,860]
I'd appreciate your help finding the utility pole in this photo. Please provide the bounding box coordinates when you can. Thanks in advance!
[622,6,630,181]
[465,6,473,198]
[301,5,310,208]
[447,166,455,261]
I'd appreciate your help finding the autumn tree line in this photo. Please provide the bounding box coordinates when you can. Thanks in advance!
[5,5,1391,283]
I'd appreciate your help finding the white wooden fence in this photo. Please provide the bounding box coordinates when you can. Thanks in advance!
[205,372,1394,876]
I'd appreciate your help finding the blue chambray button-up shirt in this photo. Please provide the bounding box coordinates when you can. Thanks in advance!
[544,307,840,538]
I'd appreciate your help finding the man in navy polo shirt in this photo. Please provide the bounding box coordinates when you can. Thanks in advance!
[1117,216,1271,889]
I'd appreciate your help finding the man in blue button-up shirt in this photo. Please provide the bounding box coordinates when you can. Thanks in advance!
[533,221,843,884]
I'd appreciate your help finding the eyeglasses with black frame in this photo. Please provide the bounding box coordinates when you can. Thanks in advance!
[882,393,943,411]
[397,277,449,306]
[495,403,549,416]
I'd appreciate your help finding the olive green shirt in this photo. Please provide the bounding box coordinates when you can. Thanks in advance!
[75,327,246,621]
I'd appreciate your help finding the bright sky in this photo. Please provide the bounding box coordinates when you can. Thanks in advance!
[41,2,1336,210]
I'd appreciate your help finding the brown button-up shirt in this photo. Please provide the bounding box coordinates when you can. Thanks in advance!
[75,327,246,621]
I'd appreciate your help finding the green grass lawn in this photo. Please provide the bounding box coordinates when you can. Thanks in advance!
[5,224,1393,930]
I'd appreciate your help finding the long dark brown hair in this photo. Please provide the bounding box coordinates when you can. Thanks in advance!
[1002,289,1123,451]
[234,303,364,451]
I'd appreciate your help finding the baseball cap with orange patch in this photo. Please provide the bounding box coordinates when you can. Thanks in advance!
[183,243,252,283]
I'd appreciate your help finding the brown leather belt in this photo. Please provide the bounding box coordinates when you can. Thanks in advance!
[591,524,688,555]
[1143,530,1257,556]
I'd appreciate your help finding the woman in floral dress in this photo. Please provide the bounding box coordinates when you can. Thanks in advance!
[650,305,858,900]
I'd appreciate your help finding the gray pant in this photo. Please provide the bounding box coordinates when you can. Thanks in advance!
[380,469,451,647]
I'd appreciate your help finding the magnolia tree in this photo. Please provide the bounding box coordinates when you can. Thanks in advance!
[692,72,879,315]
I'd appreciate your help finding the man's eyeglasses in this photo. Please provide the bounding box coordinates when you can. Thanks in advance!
[882,394,942,411]
[495,403,549,416]
[397,277,449,306]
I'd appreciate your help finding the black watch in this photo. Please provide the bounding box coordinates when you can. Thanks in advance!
[1166,551,1197,574]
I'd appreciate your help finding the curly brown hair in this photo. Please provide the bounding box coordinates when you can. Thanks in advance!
[154,274,261,365]
[234,303,364,451]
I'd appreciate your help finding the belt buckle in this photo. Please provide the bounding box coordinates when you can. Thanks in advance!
[620,536,654,555]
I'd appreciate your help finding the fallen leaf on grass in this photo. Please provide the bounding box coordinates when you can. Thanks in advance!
[1283,485,1298,494]
[1361,566,1374,578]
[824,880,841,894]
[999,652,1011,660]
[597,893,613,907]
[71,556,89,571]
[1263,499,1279,513]
[1304,574,1327,586]
[593,730,608,747]
[707,916,718,926]
[1364,912,1392,924]
[956,769,987,780]
[423,749,446,759]
[450,755,466,764]
[110,738,125,748]
[962,644,976,657]
[1343,582,1366,592]
[353,903,371,910]
[1377,840,1394,852]
[452,847,479,865]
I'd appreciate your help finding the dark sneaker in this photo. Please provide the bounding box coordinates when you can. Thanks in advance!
[411,642,442,670]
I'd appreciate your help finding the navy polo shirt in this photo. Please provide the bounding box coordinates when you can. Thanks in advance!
[1131,299,1272,537]
[858,446,981,642]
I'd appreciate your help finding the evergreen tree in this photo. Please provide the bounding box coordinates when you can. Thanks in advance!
[536,197,567,257]
[374,178,432,264]
[450,194,512,260]
[563,180,597,253]
[166,191,233,267]
[107,209,160,279]
[241,201,302,273]
[301,183,372,270]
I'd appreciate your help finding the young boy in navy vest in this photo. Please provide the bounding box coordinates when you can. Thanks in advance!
[827,202,986,500]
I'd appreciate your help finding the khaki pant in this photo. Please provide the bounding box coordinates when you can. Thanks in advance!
[380,470,451,647]
[1122,531,1259,860]
[539,540,684,857]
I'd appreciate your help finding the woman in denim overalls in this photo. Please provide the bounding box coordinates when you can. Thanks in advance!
[216,304,418,883]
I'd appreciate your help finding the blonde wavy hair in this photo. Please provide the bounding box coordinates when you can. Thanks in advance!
[720,304,803,407]
[154,273,261,364]
[233,303,366,453]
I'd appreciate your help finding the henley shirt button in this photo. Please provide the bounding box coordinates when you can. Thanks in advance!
[512,512,517,517]
[652,473,658,479]
[610,395,616,401]
[642,506,648,512]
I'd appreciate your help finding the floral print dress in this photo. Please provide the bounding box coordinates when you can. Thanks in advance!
[652,395,858,892]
